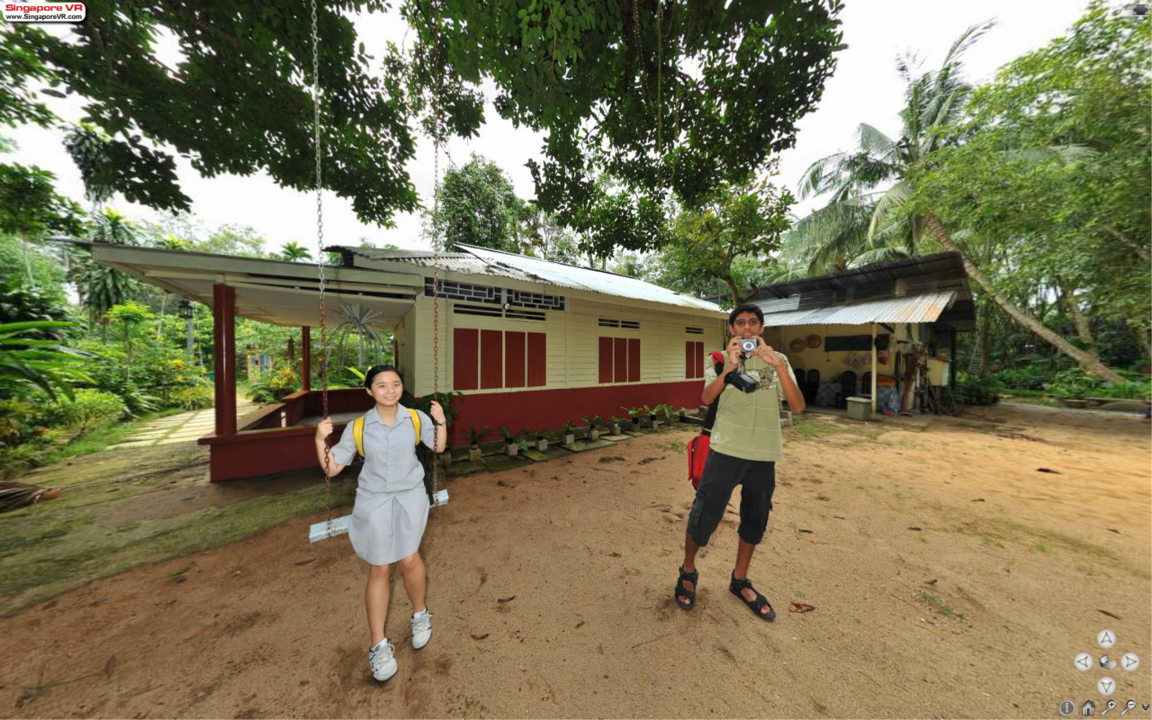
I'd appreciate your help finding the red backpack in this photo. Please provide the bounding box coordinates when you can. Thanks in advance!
[687,351,727,488]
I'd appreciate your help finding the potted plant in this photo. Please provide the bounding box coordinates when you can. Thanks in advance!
[622,406,640,429]
[561,419,576,446]
[662,404,677,426]
[465,424,488,462]
[497,426,520,457]
[582,415,602,441]
[529,427,548,452]
[640,404,656,428]
[608,415,624,436]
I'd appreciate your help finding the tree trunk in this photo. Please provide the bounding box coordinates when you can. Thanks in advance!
[1058,278,1093,346]
[925,215,1123,383]
[1128,318,1151,367]
[1108,228,1151,264]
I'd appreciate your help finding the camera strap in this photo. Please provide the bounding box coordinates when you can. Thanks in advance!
[701,352,728,434]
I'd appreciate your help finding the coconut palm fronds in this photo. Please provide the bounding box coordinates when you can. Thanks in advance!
[0,481,61,513]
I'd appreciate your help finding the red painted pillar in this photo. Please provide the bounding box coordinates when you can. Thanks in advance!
[301,326,312,392]
[213,283,237,436]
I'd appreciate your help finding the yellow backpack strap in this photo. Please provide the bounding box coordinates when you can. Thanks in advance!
[353,414,365,457]
[409,409,421,446]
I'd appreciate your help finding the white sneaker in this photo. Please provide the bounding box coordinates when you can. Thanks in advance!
[410,608,433,650]
[368,639,397,682]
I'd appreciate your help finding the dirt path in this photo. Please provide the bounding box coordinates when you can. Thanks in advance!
[1,405,1148,718]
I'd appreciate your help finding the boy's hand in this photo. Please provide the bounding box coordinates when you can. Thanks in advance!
[724,337,744,372]
[754,340,786,369]
[315,417,334,442]
[429,401,447,425]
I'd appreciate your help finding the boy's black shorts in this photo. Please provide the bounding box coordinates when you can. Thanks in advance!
[686,449,775,547]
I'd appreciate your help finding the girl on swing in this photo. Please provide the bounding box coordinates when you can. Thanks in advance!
[314,364,447,683]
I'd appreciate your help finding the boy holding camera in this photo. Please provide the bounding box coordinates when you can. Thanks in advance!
[675,304,805,620]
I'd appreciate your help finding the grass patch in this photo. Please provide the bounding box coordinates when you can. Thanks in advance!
[40,408,187,466]
[920,591,953,617]
[654,441,686,453]
[0,480,354,616]
[979,534,1005,549]
[1035,539,1054,554]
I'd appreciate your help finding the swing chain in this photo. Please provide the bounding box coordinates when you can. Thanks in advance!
[430,0,443,501]
[310,0,333,527]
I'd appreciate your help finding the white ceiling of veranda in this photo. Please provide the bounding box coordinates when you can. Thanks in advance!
[83,243,420,328]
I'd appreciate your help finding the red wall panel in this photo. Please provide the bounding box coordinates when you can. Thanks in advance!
[685,341,694,379]
[481,330,503,389]
[454,328,479,390]
[505,331,526,388]
[598,337,613,384]
[614,338,627,383]
[695,342,704,378]
[627,338,641,382]
[527,332,547,387]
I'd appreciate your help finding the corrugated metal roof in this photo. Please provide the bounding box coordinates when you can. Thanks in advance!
[755,290,957,327]
[754,252,968,299]
[335,244,724,313]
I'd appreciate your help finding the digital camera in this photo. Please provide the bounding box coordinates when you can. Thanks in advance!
[739,338,758,356]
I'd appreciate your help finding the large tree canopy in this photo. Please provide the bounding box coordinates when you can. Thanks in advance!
[3,0,442,224]
[3,0,842,242]
[409,0,843,252]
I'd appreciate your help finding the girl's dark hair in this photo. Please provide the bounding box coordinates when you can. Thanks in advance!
[364,364,404,388]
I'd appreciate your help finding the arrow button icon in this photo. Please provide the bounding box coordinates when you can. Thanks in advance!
[1141,704,1149,711]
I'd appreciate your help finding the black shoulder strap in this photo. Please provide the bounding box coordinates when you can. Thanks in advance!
[701,356,727,432]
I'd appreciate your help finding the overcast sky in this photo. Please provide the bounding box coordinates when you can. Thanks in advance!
[7,0,1095,255]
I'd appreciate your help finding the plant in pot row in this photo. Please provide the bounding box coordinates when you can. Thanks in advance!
[497,426,530,457]
[608,415,625,436]
[465,424,489,462]
[561,420,576,446]
[527,427,549,452]
[582,415,602,441]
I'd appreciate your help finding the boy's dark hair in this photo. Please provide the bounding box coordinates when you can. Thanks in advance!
[728,304,765,326]
[364,364,404,388]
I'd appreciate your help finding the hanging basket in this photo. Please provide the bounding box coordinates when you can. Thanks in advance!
[806,334,822,349]
[789,338,806,353]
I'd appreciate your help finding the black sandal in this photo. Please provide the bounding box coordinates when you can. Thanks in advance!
[729,572,776,621]
[674,566,698,611]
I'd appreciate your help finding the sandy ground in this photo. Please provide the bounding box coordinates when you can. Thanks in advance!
[1,404,1149,719]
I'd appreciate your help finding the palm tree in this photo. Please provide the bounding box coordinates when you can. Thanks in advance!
[280,241,312,262]
[72,210,140,332]
[333,304,385,368]
[784,23,993,274]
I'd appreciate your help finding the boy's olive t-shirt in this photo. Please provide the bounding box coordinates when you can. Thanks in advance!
[704,353,797,463]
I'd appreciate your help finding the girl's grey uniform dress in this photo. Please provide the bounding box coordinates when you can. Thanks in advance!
[329,404,435,566]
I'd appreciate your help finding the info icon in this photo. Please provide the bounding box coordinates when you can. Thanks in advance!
[1060,700,1075,716]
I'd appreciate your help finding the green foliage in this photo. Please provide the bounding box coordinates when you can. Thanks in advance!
[581,414,601,427]
[167,383,214,411]
[248,365,300,404]
[403,390,462,427]
[6,5,421,223]
[993,366,1049,392]
[953,371,1000,406]
[911,5,1151,348]
[465,424,489,446]
[42,389,127,436]
[664,177,793,304]
[1044,368,1150,401]
[430,154,525,252]
[0,161,84,239]
[785,22,993,274]
[279,241,312,262]
[0,320,88,401]
[561,419,574,433]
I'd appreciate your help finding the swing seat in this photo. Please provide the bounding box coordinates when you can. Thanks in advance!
[308,490,448,543]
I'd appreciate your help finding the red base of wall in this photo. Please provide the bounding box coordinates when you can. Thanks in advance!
[202,382,703,481]
[448,380,703,445]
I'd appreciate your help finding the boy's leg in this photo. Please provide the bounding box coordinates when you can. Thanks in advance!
[733,461,775,615]
[397,551,427,612]
[680,451,740,605]
[366,564,392,646]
